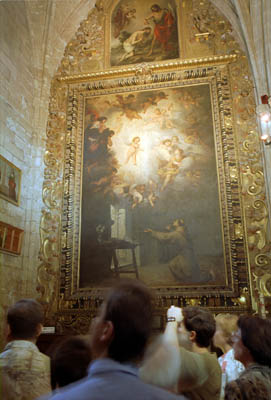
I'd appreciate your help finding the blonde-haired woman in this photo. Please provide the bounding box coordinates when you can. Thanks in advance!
[213,313,244,398]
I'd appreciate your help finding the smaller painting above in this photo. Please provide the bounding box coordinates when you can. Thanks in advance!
[0,155,21,206]
[110,0,179,66]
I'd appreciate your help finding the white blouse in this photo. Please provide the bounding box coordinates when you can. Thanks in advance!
[218,348,245,398]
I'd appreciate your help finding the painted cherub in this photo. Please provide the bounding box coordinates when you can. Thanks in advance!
[147,179,158,207]
[153,103,174,129]
[114,94,142,120]
[128,183,146,208]
[158,148,185,191]
[113,4,136,38]
[125,136,143,165]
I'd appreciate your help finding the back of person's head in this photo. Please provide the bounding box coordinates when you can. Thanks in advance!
[50,336,92,389]
[215,313,239,346]
[183,306,216,348]
[7,299,44,340]
[238,315,271,367]
[104,279,153,363]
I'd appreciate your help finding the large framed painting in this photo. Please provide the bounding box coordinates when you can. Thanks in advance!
[80,84,224,288]
[57,60,249,317]
[0,155,21,206]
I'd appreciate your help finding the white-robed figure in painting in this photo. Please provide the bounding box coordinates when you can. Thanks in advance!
[125,136,143,165]
[145,218,211,283]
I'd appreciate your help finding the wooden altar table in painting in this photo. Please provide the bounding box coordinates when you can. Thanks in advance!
[100,239,139,279]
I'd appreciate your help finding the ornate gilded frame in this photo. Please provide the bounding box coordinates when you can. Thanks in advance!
[66,60,244,295]
[38,56,269,334]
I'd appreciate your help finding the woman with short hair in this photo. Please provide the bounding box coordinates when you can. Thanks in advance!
[224,315,271,400]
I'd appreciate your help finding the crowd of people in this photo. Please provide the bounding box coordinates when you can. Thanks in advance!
[1,280,271,400]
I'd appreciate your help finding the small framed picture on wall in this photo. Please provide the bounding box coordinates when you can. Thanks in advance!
[0,221,24,255]
[0,155,21,206]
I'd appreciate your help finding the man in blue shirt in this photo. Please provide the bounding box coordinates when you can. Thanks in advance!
[49,279,186,400]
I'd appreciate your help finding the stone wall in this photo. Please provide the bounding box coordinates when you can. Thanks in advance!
[0,0,94,349]
[0,1,44,349]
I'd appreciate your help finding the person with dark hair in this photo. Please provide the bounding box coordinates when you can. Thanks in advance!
[140,305,221,398]
[49,279,187,400]
[50,336,92,389]
[0,299,51,400]
[224,315,271,400]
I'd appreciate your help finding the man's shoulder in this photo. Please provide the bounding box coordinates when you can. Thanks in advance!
[0,341,50,371]
[49,371,187,400]
[33,349,51,368]
[201,352,221,374]
[202,351,220,364]
[141,380,187,399]
[225,370,271,400]
[179,348,221,381]
[184,349,219,364]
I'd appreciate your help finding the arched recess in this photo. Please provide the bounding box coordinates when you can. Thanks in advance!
[38,0,271,332]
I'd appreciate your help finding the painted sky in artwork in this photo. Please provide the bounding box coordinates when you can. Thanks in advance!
[84,86,215,212]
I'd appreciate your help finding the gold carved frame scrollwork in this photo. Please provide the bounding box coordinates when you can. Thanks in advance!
[38,55,271,334]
